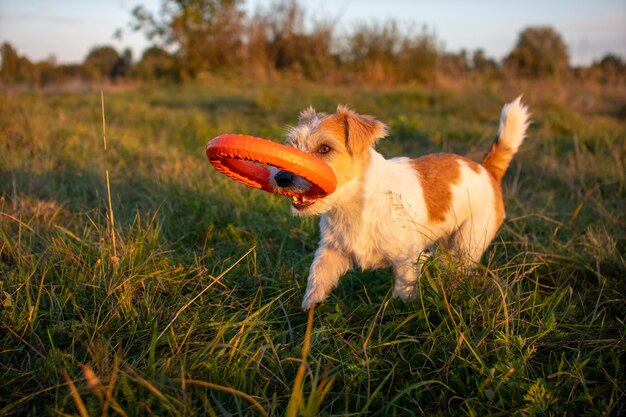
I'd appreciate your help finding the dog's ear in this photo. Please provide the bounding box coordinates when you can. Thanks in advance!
[325,105,388,155]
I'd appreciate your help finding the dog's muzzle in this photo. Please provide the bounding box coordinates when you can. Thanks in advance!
[274,170,295,187]
[274,170,318,210]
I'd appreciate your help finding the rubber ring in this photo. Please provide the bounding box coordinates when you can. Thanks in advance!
[206,134,337,198]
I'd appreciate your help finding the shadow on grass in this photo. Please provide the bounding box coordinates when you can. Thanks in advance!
[0,162,276,253]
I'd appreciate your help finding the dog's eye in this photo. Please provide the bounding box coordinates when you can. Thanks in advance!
[318,144,331,154]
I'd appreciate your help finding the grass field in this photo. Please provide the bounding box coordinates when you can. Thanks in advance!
[1,79,624,416]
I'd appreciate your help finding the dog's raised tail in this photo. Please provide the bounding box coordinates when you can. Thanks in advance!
[482,96,530,182]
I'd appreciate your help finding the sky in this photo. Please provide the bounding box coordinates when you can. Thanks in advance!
[0,0,624,67]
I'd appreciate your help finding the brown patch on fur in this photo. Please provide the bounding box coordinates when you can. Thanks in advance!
[482,139,514,182]
[318,115,346,142]
[315,114,370,187]
[321,106,387,155]
[411,153,465,223]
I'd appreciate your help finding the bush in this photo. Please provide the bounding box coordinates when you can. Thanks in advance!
[503,26,569,78]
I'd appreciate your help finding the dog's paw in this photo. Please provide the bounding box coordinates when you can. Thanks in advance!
[301,285,328,310]
[392,285,418,302]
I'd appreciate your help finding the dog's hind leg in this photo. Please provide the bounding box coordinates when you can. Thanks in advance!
[446,215,499,265]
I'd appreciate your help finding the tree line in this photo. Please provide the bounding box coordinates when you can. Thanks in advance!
[1,0,624,87]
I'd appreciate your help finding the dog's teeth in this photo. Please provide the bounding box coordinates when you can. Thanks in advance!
[291,195,314,207]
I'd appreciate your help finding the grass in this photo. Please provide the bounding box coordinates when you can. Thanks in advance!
[0,78,624,416]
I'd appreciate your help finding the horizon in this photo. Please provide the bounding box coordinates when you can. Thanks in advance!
[0,0,625,67]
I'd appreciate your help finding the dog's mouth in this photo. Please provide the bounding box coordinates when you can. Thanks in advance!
[291,195,316,210]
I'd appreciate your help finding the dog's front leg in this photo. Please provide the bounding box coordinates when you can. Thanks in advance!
[302,244,352,310]
[391,261,419,302]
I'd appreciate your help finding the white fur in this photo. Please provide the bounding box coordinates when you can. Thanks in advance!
[497,96,530,153]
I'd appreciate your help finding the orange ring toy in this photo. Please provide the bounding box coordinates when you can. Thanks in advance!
[206,134,337,199]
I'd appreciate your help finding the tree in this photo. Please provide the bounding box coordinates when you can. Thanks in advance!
[345,21,438,83]
[590,53,625,83]
[109,48,133,80]
[1,42,19,83]
[84,45,121,80]
[130,0,245,76]
[504,26,569,77]
[1,42,35,84]
[33,56,61,86]
[263,0,335,77]
[136,46,179,80]
[471,49,498,73]
[439,49,470,79]
[396,25,438,83]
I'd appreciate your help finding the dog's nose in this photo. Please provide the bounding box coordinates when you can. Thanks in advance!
[274,170,295,187]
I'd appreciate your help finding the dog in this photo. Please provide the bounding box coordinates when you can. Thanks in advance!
[270,97,530,310]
